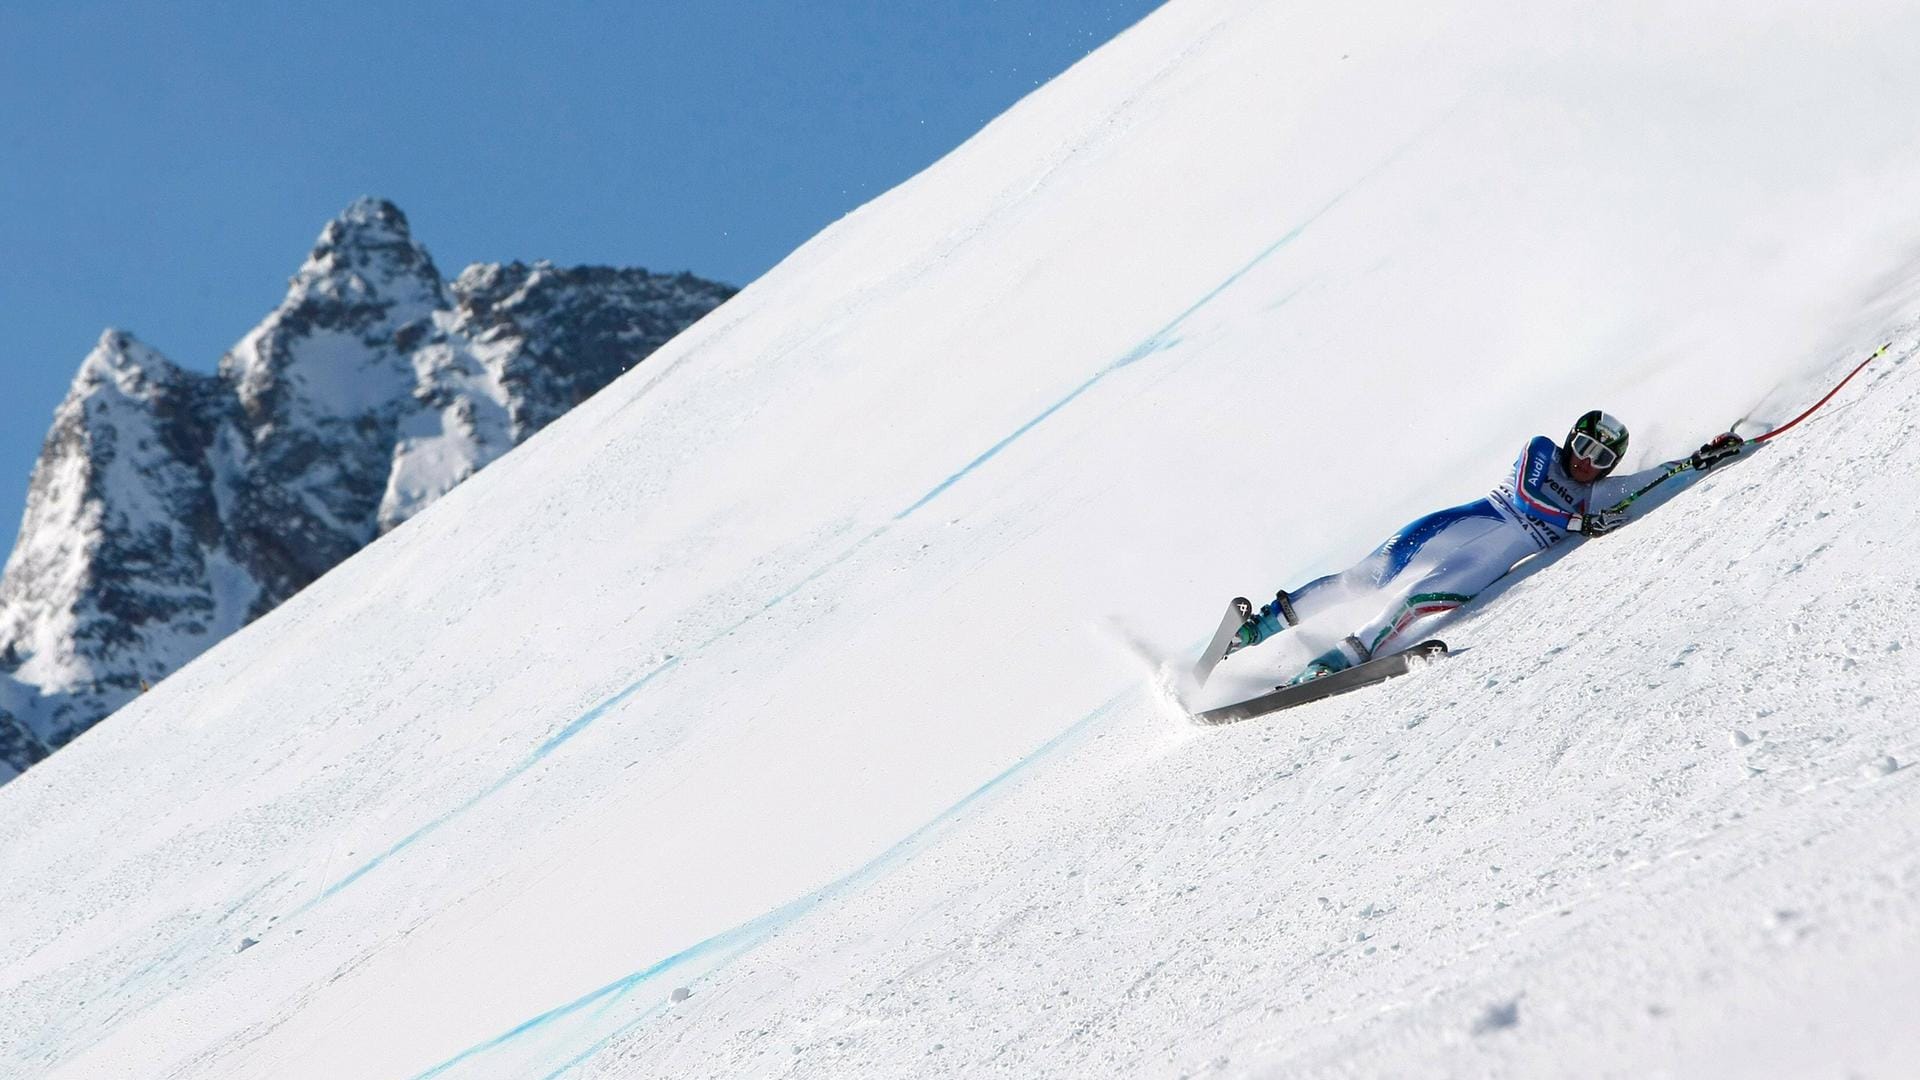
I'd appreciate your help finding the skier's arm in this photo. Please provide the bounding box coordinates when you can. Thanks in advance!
[1509,436,1579,531]
[1632,433,1746,476]
[1587,431,1748,523]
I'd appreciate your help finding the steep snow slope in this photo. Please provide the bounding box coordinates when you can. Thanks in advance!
[4,2,1920,1077]
[603,336,1920,1079]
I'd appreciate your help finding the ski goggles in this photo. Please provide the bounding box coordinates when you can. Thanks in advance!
[1568,432,1619,470]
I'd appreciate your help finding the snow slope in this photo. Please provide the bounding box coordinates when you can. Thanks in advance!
[602,337,1920,1079]
[4,1,1920,1077]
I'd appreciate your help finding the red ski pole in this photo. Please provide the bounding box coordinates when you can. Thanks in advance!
[1746,341,1891,443]
[1603,341,1893,515]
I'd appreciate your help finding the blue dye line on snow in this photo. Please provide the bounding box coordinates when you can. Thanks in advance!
[410,689,1132,1080]
[893,166,1380,523]
[297,659,680,914]
[535,1002,671,1080]
[894,367,1114,520]
[303,168,1377,914]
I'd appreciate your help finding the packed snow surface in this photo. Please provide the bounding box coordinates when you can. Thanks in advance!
[5,2,1920,1076]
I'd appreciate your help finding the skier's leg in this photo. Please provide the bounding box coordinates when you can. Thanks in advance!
[1244,498,1523,654]
[1238,558,1383,646]
[1239,497,1490,648]
[1350,510,1539,657]
[1287,500,1522,680]
[1259,499,1492,640]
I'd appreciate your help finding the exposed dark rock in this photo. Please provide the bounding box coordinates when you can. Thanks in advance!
[0,198,734,778]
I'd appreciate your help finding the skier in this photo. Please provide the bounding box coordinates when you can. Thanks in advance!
[1226,411,1744,683]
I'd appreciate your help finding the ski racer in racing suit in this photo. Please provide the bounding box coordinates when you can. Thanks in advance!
[1228,412,1744,684]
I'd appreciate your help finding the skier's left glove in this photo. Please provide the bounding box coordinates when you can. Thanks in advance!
[1570,511,1624,537]
[1689,432,1745,471]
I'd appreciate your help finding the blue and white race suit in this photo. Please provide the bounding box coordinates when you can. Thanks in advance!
[1245,436,1657,657]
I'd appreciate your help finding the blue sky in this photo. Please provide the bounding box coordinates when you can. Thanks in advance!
[0,0,1162,549]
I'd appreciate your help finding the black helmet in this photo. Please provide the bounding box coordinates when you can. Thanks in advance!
[1562,410,1628,477]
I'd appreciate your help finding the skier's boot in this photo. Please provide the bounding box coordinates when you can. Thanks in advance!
[1288,635,1371,685]
[1266,589,1301,629]
[1226,590,1299,656]
[1221,598,1259,656]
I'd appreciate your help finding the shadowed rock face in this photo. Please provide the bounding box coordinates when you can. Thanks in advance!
[220,197,453,608]
[0,199,734,780]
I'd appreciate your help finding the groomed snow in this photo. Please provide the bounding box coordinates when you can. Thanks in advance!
[597,337,1920,1078]
[5,2,1920,1077]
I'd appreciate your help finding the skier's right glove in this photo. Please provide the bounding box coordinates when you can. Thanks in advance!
[1688,432,1745,471]
[1571,511,1623,537]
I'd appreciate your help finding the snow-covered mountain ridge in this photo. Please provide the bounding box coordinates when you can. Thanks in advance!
[4,2,1920,1077]
[0,199,733,780]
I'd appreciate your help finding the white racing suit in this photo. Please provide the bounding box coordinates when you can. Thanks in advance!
[1245,436,1638,661]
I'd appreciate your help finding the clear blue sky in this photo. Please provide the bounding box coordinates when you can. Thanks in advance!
[0,0,1162,549]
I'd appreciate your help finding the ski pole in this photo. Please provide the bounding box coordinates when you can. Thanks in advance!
[1601,340,1892,515]
[1744,341,1890,443]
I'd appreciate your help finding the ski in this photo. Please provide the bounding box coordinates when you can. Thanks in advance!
[1192,640,1448,726]
[1190,597,1254,685]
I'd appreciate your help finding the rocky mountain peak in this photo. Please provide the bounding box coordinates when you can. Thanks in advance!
[324,195,412,244]
[0,199,734,782]
[451,259,546,319]
[0,327,227,764]
[292,196,444,308]
[72,329,180,396]
[224,197,449,428]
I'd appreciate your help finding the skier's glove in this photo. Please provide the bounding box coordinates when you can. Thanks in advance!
[1688,432,1745,471]
[1570,511,1623,537]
